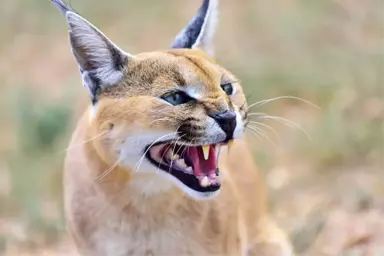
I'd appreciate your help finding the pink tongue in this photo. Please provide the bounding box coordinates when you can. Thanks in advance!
[187,146,216,176]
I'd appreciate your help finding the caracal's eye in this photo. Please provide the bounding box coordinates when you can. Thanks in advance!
[161,91,194,106]
[221,83,234,95]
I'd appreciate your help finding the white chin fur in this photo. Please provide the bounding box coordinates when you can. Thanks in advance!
[132,170,220,200]
[157,170,220,200]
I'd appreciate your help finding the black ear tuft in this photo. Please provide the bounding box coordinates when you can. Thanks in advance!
[50,0,75,15]
[170,0,218,55]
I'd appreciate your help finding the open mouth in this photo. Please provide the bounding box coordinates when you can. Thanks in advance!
[146,142,222,194]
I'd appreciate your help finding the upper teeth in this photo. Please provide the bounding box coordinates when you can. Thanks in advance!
[166,150,179,160]
[175,159,187,168]
[202,145,210,160]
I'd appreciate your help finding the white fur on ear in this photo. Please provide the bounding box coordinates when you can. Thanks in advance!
[192,0,218,55]
[65,12,132,101]
[51,0,134,103]
[170,0,219,56]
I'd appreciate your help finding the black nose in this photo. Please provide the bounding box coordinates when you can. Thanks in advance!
[209,110,237,140]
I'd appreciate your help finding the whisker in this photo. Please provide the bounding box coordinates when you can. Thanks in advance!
[58,130,108,154]
[156,143,174,172]
[247,96,320,110]
[245,127,261,139]
[153,144,171,176]
[248,121,282,145]
[174,137,188,157]
[133,132,179,173]
[155,132,183,174]
[181,138,195,157]
[168,134,186,172]
[170,138,195,174]
[164,137,193,175]
[240,93,253,110]
[150,117,174,125]
[247,112,269,117]
[247,125,278,148]
[95,158,121,181]
[250,114,312,142]
[172,137,196,176]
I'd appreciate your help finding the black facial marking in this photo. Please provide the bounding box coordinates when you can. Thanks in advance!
[90,87,101,105]
[183,117,200,122]
[243,111,248,120]
[184,56,212,81]
[87,72,102,105]
[177,123,205,141]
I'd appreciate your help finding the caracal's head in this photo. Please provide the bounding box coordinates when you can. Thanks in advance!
[52,0,249,199]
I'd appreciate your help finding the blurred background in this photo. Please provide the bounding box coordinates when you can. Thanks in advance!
[0,0,383,255]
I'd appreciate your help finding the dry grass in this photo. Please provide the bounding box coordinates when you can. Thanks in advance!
[0,0,383,255]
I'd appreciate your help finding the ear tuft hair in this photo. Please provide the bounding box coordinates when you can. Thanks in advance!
[50,0,75,14]
[50,0,132,104]
[170,0,218,56]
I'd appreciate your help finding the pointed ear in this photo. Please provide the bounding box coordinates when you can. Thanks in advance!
[170,0,218,56]
[50,0,132,104]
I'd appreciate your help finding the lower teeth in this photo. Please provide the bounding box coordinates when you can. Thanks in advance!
[185,166,193,173]
[199,176,210,187]
[209,172,217,178]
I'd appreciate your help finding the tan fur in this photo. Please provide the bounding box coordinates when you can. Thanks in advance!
[64,48,293,255]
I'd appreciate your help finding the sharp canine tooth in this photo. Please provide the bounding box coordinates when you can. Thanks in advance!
[200,176,210,187]
[228,140,234,152]
[202,145,210,160]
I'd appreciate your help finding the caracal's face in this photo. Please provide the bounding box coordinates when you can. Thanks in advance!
[92,49,248,199]
[51,0,248,199]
